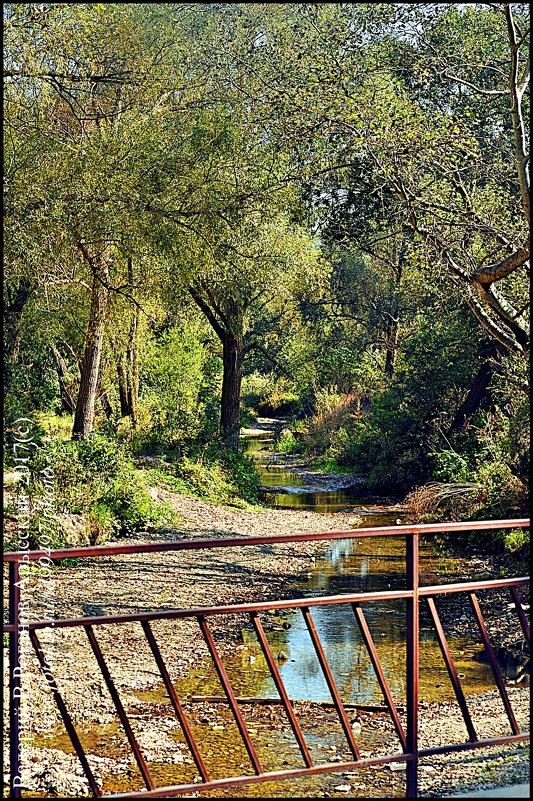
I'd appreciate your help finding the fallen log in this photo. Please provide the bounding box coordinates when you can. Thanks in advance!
[188,695,404,713]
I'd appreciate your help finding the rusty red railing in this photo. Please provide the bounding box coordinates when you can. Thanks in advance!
[3,518,530,798]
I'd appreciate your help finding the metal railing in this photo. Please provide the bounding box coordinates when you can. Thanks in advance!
[3,518,530,798]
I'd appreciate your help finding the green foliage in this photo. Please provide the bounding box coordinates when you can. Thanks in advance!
[500,528,529,555]
[337,316,480,489]
[430,451,472,483]
[100,481,174,537]
[243,374,302,417]
[222,451,261,505]
[133,321,221,455]
[300,389,361,459]
[27,434,177,547]
[275,428,299,454]
[168,448,260,506]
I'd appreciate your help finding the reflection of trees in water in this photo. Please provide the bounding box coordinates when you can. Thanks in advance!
[268,601,407,703]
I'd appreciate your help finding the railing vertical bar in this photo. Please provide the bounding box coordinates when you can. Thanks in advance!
[509,587,530,646]
[468,593,520,736]
[250,612,313,767]
[301,606,360,760]
[84,625,155,790]
[29,630,101,797]
[351,603,408,751]
[9,561,22,800]
[197,615,263,775]
[141,621,210,782]
[425,597,477,742]
[405,532,419,799]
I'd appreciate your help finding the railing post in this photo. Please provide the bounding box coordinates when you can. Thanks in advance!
[406,532,419,798]
[9,560,22,799]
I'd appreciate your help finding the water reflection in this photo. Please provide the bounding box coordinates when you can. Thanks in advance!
[236,430,523,704]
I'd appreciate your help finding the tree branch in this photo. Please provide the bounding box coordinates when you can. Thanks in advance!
[470,246,530,285]
[242,342,294,378]
[188,285,226,341]
[443,73,506,96]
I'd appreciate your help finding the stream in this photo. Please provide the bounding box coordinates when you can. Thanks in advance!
[183,422,516,707]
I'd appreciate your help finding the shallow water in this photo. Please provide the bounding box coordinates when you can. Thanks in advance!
[238,430,522,703]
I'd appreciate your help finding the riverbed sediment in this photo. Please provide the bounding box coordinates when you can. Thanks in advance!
[2,482,529,798]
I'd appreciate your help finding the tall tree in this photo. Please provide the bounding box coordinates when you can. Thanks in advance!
[204,3,529,364]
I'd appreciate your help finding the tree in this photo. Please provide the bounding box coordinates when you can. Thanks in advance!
[154,202,324,449]
[204,3,529,366]
[4,3,184,435]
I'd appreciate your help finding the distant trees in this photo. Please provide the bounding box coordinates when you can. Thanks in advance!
[3,3,529,491]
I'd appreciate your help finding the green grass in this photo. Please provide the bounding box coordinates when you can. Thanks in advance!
[36,411,73,440]
[145,463,260,509]
[313,458,360,474]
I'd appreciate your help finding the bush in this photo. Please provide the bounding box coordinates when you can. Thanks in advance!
[169,448,260,506]
[303,388,361,457]
[100,480,174,536]
[275,428,299,454]
[26,434,177,547]
[133,322,221,455]
[431,450,473,483]
[223,450,260,504]
[242,373,301,417]
[500,527,529,554]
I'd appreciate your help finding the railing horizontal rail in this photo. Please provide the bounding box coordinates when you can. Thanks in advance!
[104,753,415,799]
[17,589,413,631]
[3,518,529,562]
[5,576,527,633]
[419,576,529,595]
[419,733,530,757]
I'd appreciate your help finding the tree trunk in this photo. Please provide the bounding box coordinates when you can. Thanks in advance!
[51,343,76,414]
[220,332,244,451]
[448,344,499,433]
[97,383,114,419]
[117,354,130,417]
[114,307,140,425]
[3,278,34,399]
[384,238,405,378]
[72,263,109,438]
[126,306,140,427]
[384,315,399,378]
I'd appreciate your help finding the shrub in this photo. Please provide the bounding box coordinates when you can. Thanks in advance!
[500,527,529,554]
[170,448,260,506]
[303,389,361,456]
[431,450,473,483]
[403,482,482,522]
[223,450,260,504]
[100,480,175,536]
[133,322,221,455]
[275,428,299,454]
[242,373,301,417]
[25,434,177,547]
